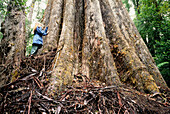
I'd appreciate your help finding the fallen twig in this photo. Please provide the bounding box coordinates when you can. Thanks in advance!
[28,90,32,114]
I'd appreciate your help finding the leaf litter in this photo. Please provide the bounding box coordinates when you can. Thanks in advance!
[0,48,169,114]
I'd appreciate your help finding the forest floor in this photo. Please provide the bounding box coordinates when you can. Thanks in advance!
[0,48,169,114]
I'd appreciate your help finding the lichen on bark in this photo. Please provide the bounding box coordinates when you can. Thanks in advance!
[40,0,167,94]
[0,1,25,86]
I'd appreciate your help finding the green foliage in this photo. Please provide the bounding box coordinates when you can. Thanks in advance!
[26,43,33,56]
[0,32,3,41]
[26,28,34,56]
[122,0,132,12]
[157,62,169,68]
[0,0,8,21]
[132,0,170,86]
[14,0,28,6]
[0,0,28,23]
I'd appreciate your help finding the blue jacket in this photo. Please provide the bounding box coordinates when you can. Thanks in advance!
[32,27,48,45]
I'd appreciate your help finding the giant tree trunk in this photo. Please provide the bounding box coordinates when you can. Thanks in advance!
[40,0,166,95]
[0,1,26,86]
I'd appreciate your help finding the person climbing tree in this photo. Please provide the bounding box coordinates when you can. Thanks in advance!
[31,22,48,55]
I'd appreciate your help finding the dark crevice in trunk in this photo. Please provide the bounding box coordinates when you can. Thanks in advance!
[78,0,85,66]
[57,0,65,49]
[99,0,135,85]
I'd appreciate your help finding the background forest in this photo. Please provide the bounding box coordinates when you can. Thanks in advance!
[0,0,169,86]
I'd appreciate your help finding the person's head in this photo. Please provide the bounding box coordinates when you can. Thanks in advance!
[33,22,44,33]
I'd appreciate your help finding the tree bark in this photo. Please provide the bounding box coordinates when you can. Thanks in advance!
[41,0,53,28]
[47,0,76,95]
[41,0,167,94]
[0,1,26,86]
[82,0,121,85]
[42,0,63,52]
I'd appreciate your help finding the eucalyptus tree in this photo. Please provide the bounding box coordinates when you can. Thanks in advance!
[40,0,167,97]
[0,0,26,86]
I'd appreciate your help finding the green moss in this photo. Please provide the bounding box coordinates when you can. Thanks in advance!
[11,70,19,82]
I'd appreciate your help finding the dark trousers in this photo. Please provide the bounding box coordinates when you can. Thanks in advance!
[31,44,42,55]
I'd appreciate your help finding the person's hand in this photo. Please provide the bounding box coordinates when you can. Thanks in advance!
[47,31,49,35]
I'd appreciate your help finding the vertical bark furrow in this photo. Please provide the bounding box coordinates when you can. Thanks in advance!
[82,0,121,85]
[48,0,75,95]
[42,0,63,52]
[73,0,85,74]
